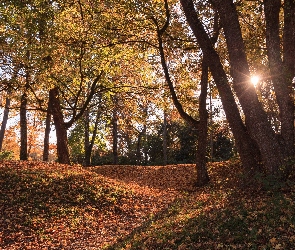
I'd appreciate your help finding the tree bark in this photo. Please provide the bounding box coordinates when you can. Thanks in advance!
[196,60,210,186]
[86,109,101,166]
[84,109,91,166]
[20,91,28,160]
[43,96,52,161]
[163,110,168,166]
[49,87,70,164]
[210,0,289,173]
[136,131,142,165]
[264,0,294,160]
[112,97,118,165]
[0,96,10,151]
[180,0,261,176]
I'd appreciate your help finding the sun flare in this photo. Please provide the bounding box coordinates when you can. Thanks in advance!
[250,75,260,87]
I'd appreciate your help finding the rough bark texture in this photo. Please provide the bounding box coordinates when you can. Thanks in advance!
[211,0,285,174]
[180,0,261,175]
[264,0,294,160]
[49,87,70,164]
[196,61,210,186]
[20,91,28,160]
[0,96,10,151]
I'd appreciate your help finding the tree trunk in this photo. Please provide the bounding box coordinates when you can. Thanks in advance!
[0,96,10,151]
[210,0,286,174]
[112,97,118,165]
[84,109,91,166]
[43,100,51,162]
[196,60,210,186]
[20,91,28,160]
[86,109,101,166]
[264,0,294,161]
[136,131,142,165]
[49,87,70,164]
[143,124,148,165]
[180,0,261,177]
[163,110,168,166]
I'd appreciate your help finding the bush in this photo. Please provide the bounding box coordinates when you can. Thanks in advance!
[0,150,14,160]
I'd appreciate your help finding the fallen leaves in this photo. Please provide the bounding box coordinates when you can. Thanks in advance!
[1,160,295,249]
[0,161,185,249]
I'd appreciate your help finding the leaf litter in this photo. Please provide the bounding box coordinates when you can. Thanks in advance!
[0,160,295,249]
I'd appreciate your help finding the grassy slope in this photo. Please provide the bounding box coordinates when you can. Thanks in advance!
[1,161,295,249]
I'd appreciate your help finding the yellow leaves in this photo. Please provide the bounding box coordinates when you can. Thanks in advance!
[270,238,283,250]
[270,237,277,244]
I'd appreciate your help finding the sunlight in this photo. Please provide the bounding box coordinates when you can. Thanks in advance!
[250,75,260,87]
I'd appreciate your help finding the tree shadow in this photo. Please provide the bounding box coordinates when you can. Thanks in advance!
[104,185,295,250]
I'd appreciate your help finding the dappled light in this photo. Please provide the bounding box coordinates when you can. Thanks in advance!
[1,161,295,249]
[1,0,295,248]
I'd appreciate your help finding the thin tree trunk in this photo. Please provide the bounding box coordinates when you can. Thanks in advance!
[84,109,91,166]
[143,124,148,165]
[49,87,70,164]
[0,96,10,151]
[136,131,142,165]
[196,60,210,186]
[112,97,118,165]
[20,91,28,160]
[163,110,168,166]
[43,99,51,161]
[85,109,101,166]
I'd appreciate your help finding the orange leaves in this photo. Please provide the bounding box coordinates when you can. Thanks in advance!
[1,160,295,249]
[0,161,185,249]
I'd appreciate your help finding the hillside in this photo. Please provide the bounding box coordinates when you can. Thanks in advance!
[1,161,295,249]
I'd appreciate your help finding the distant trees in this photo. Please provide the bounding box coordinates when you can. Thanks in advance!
[1,0,293,185]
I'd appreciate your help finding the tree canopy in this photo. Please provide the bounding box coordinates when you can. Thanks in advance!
[0,0,294,183]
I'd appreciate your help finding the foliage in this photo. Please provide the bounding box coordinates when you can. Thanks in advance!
[0,150,13,160]
[211,122,235,162]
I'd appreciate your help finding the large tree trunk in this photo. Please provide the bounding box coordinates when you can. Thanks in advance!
[0,96,10,151]
[210,0,286,174]
[43,99,51,162]
[180,0,261,176]
[49,87,70,164]
[196,60,210,186]
[20,91,28,160]
[264,0,294,162]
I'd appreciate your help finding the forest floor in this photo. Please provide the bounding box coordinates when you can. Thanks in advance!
[1,160,295,249]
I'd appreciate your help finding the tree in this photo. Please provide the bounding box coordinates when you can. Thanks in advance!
[0,89,11,151]
[149,0,210,185]
[179,0,295,179]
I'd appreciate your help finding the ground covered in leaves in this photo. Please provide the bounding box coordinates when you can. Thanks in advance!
[0,161,295,249]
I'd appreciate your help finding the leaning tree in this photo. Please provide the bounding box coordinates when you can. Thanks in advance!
[179,0,294,179]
